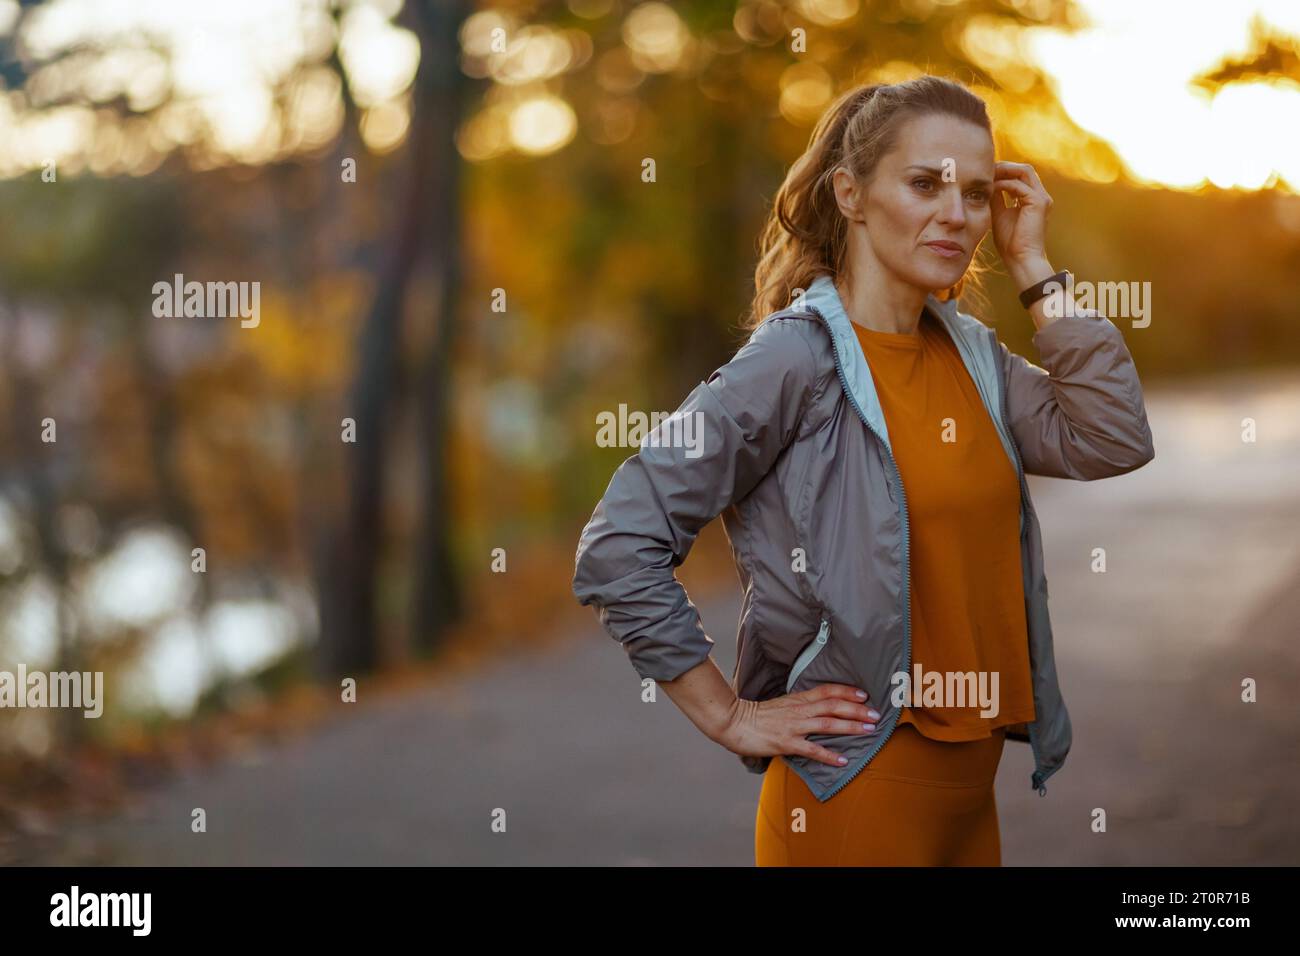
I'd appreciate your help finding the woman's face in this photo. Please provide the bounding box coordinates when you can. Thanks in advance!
[841,112,995,294]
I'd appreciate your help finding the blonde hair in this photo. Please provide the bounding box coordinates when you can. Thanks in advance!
[747,75,993,329]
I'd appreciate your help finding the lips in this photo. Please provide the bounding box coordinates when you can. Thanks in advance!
[925,243,967,261]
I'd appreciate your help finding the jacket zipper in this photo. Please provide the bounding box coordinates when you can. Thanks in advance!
[785,616,830,693]
[803,304,912,802]
[988,326,1053,797]
[800,303,1054,800]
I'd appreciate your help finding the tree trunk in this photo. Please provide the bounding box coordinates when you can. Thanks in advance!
[409,0,471,653]
[315,0,472,677]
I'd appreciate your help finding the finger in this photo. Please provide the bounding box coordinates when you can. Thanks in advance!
[992,177,1034,198]
[809,695,880,722]
[796,740,854,768]
[795,715,877,737]
[993,171,1045,208]
[994,160,1042,188]
[808,683,871,705]
[1024,163,1047,192]
[993,179,1037,210]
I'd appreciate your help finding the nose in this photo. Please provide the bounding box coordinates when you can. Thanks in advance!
[936,185,966,228]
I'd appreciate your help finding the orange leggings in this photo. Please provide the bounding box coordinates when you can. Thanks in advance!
[755,723,1007,866]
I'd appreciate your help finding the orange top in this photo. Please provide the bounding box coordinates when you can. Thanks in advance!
[852,310,1036,741]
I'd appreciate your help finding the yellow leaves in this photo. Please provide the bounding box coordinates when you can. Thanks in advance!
[233,274,368,395]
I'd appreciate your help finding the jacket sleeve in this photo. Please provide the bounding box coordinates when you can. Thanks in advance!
[572,317,820,683]
[999,308,1155,480]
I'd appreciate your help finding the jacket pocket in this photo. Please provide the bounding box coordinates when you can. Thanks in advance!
[785,616,830,693]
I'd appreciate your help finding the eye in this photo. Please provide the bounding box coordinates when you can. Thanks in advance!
[966,189,989,203]
[910,176,936,193]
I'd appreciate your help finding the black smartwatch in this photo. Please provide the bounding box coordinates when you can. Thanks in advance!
[1018,270,1072,310]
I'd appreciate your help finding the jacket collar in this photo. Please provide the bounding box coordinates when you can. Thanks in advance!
[799,273,1019,476]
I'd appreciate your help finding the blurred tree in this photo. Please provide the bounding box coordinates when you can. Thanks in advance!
[318,0,474,674]
[1194,15,1300,88]
[0,0,476,688]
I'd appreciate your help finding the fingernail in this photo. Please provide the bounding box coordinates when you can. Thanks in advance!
[868,709,880,720]
[863,723,876,732]
[837,756,847,765]
[856,690,868,699]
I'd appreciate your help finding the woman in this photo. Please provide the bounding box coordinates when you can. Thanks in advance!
[572,75,1155,866]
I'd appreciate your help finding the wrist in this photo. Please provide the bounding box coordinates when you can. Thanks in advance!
[657,656,743,745]
[1008,255,1054,291]
[714,697,757,750]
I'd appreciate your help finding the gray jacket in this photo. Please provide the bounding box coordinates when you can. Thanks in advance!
[572,273,1155,802]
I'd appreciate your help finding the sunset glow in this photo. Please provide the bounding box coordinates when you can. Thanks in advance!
[0,0,1296,192]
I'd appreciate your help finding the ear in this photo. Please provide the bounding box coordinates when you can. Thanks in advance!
[830,166,866,223]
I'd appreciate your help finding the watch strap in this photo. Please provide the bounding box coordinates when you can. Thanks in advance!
[1018,270,1072,309]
